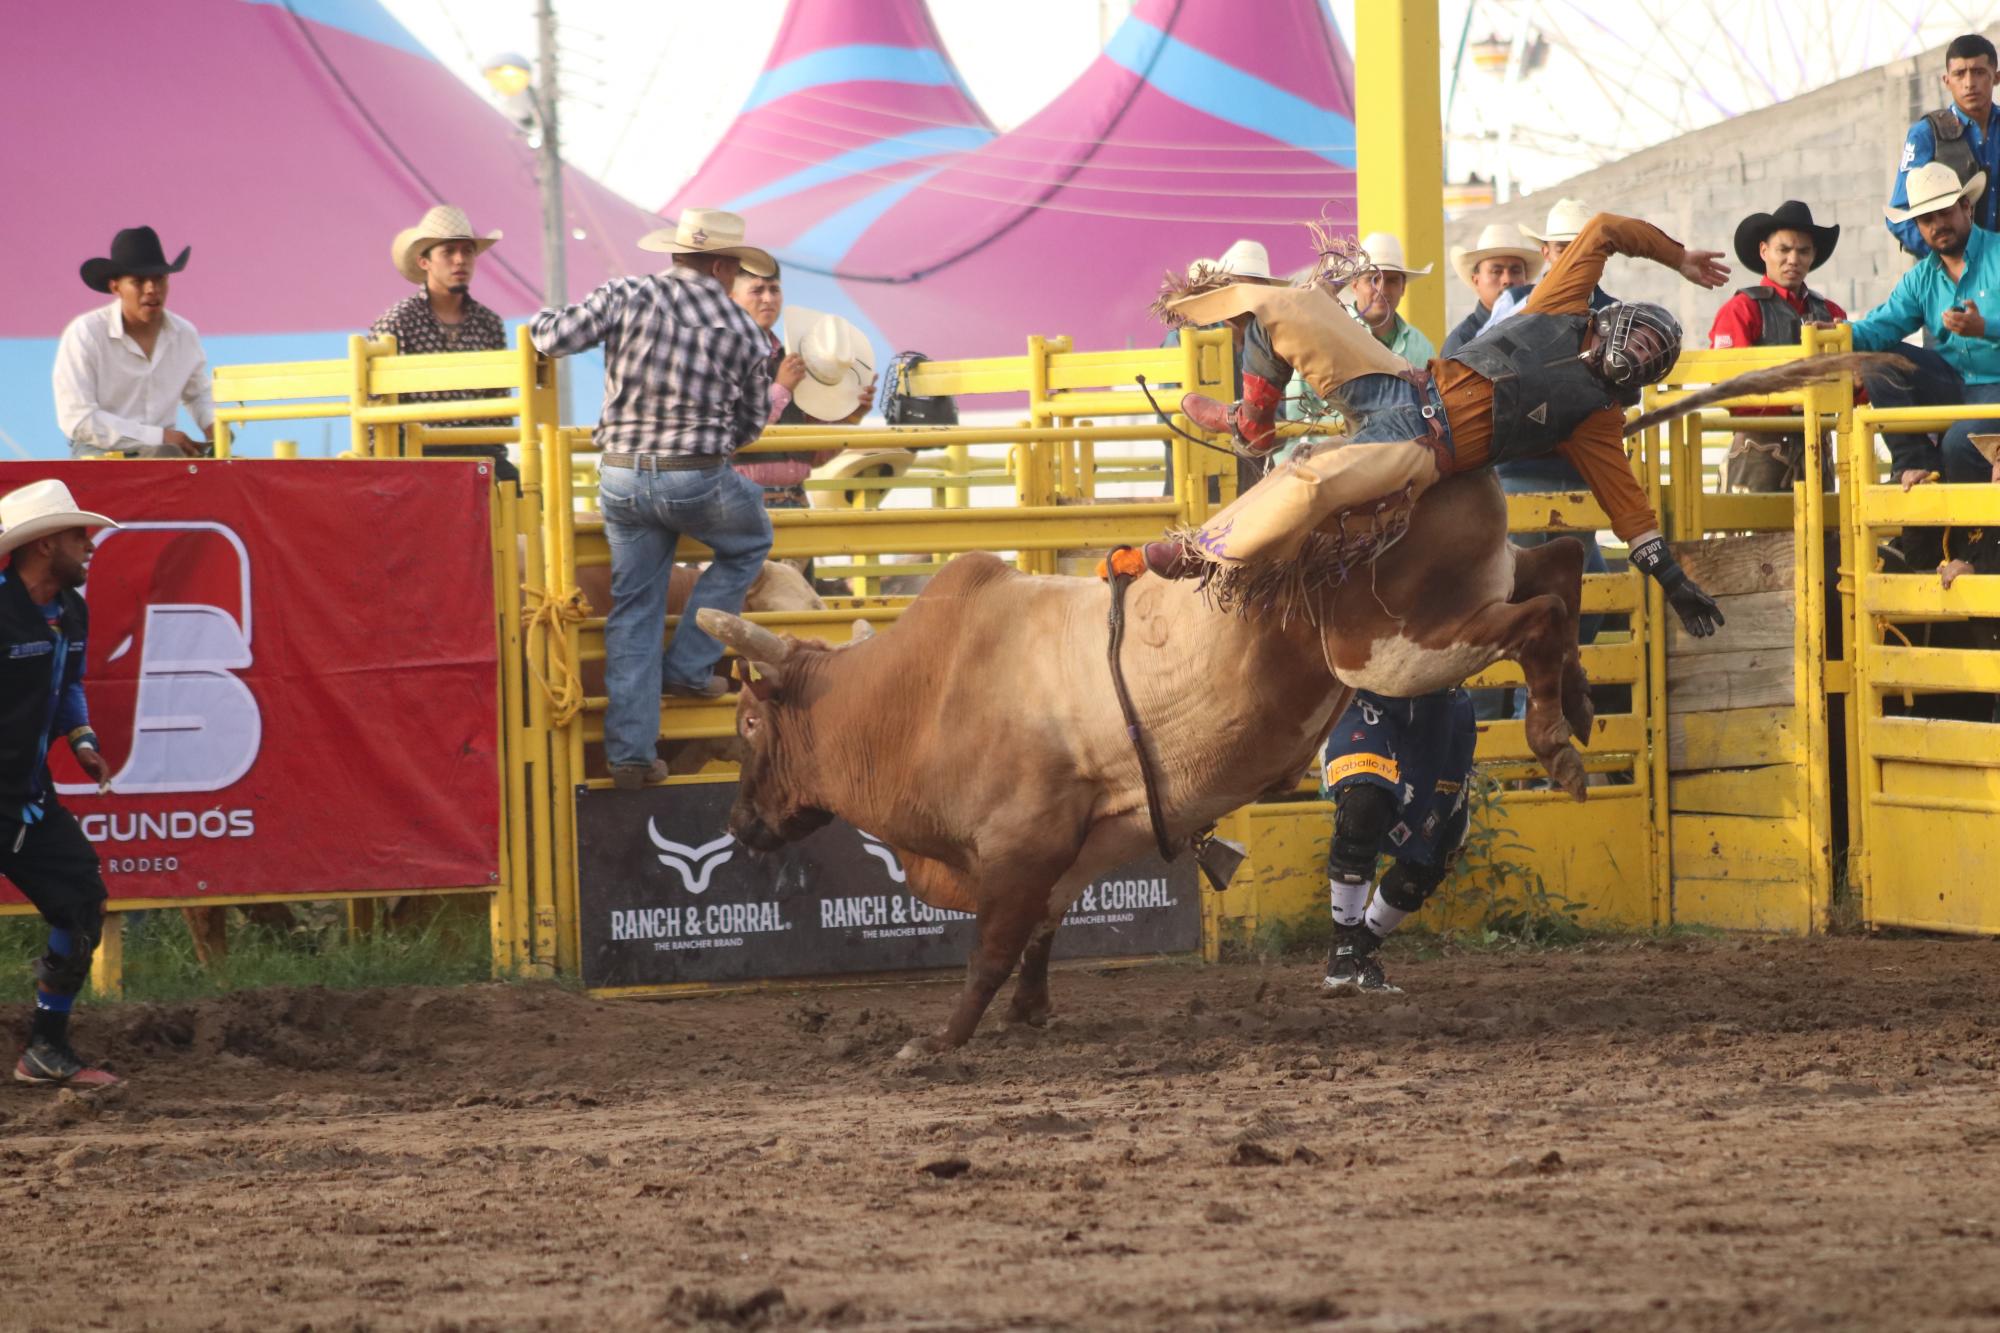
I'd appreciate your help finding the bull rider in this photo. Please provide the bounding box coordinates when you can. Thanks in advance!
[1,480,120,1088]
[1147,211,1732,641]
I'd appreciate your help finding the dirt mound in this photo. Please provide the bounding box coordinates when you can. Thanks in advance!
[3,937,2000,1330]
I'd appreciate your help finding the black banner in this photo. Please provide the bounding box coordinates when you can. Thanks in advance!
[575,783,1201,989]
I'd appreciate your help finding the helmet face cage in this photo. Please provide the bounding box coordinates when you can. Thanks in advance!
[1589,302,1683,388]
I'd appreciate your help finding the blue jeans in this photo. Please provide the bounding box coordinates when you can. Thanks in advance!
[597,463,773,768]
[1861,344,2000,480]
[1472,457,1610,722]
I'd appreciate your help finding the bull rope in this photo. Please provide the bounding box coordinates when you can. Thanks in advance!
[1102,548,1180,863]
[522,584,591,727]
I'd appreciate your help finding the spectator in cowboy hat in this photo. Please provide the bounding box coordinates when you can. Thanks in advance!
[1707,201,1849,492]
[1846,162,2000,496]
[1441,222,1542,357]
[0,480,121,1089]
[1284,233,1435,445]
[1484,198,1620,332]
[530,208,777,789]
[53,227,213,459]
[369,206,517,482]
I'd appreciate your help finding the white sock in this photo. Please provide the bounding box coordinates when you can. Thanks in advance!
[1364,896,1409,939]
[1329,873,1370,927]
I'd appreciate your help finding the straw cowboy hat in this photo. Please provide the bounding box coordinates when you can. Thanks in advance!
[807,448,913,511]
[639,208,777,277]
[1355,232,1433,277]
[784,306,877,421]
[1733,200,1839,273]
[1450,222,1544,288]
[392,206,502,286]
[80,226,189,293]
[1885,162,1988,224]
[0,480,119,558]
[1524,197,1594,244]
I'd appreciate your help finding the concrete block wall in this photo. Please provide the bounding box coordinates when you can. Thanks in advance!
[1437,30,1999,344]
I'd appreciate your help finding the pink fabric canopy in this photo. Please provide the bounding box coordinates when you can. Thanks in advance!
[669,0,1358,364]
[2,0,662,455]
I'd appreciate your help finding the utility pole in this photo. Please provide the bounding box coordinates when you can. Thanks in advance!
[534,0,570,421]
[535,0,567,310]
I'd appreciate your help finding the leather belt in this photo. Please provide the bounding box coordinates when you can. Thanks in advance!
[1400,367,1453,470]
[599,452,725,471]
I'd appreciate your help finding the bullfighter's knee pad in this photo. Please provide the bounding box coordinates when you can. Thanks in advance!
[32,921,100,998]
[1331,783,1398,878]
[1378,860,1450,914]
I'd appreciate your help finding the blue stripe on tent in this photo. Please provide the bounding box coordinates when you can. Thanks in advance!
[1103,18,1355,166]
[784,168,943,266]
[0,329,605,461]
[723,126,993,213]
[744,45,964,113]
[240,0,434,61]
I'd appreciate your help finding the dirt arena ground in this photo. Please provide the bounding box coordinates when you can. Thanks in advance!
[6,935,2000,1332]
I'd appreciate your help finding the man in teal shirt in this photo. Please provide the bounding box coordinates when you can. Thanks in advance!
[1851,161,2000,486]
[1284,231,1435,444]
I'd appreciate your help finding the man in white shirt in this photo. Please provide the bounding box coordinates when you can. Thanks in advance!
[53,228,212,458]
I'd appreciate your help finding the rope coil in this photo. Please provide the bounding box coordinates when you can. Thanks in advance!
[522,585,591,726]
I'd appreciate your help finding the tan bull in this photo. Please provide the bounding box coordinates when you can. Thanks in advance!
[698,470,1589,1053]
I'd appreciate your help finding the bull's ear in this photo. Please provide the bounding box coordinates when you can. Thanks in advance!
[738,660,783,703]
[849,618,875,643]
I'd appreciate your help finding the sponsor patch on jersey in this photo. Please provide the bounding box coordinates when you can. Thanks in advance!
[1387,822,1412,846]
[7,640,53,659]
[1325,752,1398,786]
[1422,811,1441,839]
[1711,334,1734,349]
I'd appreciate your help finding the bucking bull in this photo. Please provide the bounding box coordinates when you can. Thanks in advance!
[694,349,1904,1054]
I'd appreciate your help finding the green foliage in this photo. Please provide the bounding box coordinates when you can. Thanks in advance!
[1437,766,1589,948]
[0,903,494,1005]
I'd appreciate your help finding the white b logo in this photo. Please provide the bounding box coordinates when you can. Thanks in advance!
[57,522,261,796]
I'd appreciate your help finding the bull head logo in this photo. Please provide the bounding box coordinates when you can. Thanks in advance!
[857,831,906,884]
[646,821,735,895]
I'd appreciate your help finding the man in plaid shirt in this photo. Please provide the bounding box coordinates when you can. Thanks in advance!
[531,209,777,789]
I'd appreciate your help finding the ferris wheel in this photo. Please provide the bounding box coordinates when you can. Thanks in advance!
[1441,0,1998,211]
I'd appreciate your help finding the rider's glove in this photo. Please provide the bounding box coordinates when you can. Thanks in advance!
[1630,535,1725,638]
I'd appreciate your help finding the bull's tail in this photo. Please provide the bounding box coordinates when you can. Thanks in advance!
[1622,352,1913,438]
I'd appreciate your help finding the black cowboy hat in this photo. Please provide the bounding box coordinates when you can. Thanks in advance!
[79,226,190,293]
[1733,201,1838,274]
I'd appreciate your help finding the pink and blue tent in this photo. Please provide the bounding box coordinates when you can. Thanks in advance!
[1,0,663,458]
[669,0,1358,369]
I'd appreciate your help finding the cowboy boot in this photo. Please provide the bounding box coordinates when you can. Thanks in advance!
[1181,373,1283,455]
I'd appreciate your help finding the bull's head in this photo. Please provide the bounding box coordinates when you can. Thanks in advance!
[697,609,838,853]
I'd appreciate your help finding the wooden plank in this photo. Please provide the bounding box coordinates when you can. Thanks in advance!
[1669,766,1801,819]
[1666,589,1795,657]
[1668,531,1794,596]
[1667,705,1796,771]
[1666,647,1796,714]
[1670,813,1809,882]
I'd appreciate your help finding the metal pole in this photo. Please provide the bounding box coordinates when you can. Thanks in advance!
[1357,0,1446,346]
[536,0,572,424]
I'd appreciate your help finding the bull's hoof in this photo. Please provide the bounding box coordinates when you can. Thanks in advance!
[1006,999,1052,1028]
[895,1035,950,1062]
[1544,745,1588,802]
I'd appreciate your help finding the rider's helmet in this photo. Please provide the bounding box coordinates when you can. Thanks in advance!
[1584,301,1683,394]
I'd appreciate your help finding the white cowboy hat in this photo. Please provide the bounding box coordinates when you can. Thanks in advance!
[807,448,913,511]
[1356,231,1433,277]
[1450,222,1545,288]
[0,480,119,558]
[784,306,877,422]
[392,206,502,285]
[1523,197,1593,244]
[639,208,777,277]
[1885,162,1988,223]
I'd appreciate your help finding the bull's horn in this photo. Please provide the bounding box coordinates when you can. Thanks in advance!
[696,609,791,662]
[850,619,875,642]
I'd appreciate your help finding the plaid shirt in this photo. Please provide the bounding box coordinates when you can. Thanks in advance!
[530,267,771,456]
[370,291,509,427]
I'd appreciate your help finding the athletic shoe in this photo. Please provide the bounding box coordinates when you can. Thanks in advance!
[13,1040,121,1089]
[1323,930,1403,994]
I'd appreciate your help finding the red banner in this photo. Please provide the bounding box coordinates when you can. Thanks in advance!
[0,461,500,902]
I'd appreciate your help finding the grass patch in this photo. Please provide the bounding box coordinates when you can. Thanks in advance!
[0,903,498,1005]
